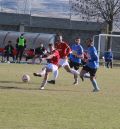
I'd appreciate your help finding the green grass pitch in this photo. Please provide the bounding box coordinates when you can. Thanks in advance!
[0,63,120,129]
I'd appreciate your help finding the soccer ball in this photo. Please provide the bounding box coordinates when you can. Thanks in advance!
[22,74,30,82]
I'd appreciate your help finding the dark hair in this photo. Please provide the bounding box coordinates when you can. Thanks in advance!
[48,43,53,46]
[86,38,93,43]
[8,40,12,43]
[21,33,24,36]
[75,37,80,39]
[56,32,62,37]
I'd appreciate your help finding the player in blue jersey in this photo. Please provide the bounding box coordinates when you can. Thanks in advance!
[80,38,100,92]
[69,37,84,85]
[103,49,113,68]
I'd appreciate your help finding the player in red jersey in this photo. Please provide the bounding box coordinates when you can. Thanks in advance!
[47,34,80,84]
[33,43,60,90]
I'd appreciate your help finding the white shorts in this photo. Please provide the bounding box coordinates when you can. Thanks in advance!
[58,58,69,67]
[46,63,58,72]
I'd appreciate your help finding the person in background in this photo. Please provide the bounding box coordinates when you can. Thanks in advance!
[80,38,100,92]
[103,49,113,68]
[4,40,15,63]
[32,43,46,64]
[16,33,26,63]
[69,37,84,85]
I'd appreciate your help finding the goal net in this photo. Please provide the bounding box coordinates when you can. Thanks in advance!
[93,34,120,60]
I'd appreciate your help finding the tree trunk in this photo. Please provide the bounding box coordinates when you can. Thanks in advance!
[106,21,113,50]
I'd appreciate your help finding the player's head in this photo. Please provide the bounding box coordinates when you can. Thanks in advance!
[40,43,43,47]
[75,37,81,44]
[48,43,54,52]
[55,33,63,42]
[20,33,24,38]
[86,38,93,47]
[108,48,111,52]
[8,40,12,45]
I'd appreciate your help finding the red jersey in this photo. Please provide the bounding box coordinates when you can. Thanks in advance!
[55,41,71,58]
[49,50,60,66]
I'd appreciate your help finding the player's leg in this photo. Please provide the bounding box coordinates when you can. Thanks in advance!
[110,60,113,68]
[80,67,88,81]
[89,69,100,92]
[106,61,109,68]
[40,68,52,90]
[33,66,46,77]
[62,58,80,75]
[73,62,80,85]
[16,47,20,62]
[69,59,78,85]
[47,64,59,84]
[19,47,24,61]
[6,53,9,61]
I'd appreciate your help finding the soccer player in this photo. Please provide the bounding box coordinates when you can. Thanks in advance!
[47,33,80,84]
[33,43,60,90]
[80,38,100,92]
[69,37,84,85]
[103,49,113,68]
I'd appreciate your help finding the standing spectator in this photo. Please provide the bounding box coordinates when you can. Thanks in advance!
[4,40,15,63]
[103,49,113,68]
[32,43,46,64]
[80,38,100,92]
[16,33,26,62]
[69,37,84,85]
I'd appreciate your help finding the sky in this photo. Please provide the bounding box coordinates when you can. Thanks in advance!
[0,0,70,17]
[0,0,119,31]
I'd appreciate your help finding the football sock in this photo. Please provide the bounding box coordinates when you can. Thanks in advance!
[53,70,59,80]
[91,79,100,90]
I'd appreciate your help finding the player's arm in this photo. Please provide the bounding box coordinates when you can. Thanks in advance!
[42,53,55,60]
[65,44,71,57]
[73,47,84,59]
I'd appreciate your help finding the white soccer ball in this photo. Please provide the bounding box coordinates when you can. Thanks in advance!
[22,74,30,82]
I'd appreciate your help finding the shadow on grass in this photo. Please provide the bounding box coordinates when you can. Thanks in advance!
[0,80,40,85]
[0,85,81,93]
[0,85,39,90]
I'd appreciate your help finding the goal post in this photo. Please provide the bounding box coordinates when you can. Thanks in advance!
[93,33,120,59]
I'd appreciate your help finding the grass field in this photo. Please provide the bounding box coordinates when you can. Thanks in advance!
[0,63,120,129]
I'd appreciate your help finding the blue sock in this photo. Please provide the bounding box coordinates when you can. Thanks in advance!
[91,79,100,90]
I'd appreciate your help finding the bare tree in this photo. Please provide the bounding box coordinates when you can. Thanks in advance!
[70,0,120,50]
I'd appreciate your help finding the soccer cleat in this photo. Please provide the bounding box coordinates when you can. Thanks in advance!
[73,81,78,85]
[93,89,100,92]
[33,73,42,77]
[47,80,55,84]
[40,86,45,90]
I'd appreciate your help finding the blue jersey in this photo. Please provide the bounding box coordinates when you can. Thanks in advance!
[86,46,99,69]
[104,51,113,61]
[69,43,83,63]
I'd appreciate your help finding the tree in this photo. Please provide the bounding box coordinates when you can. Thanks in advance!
[70,0,120,50]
